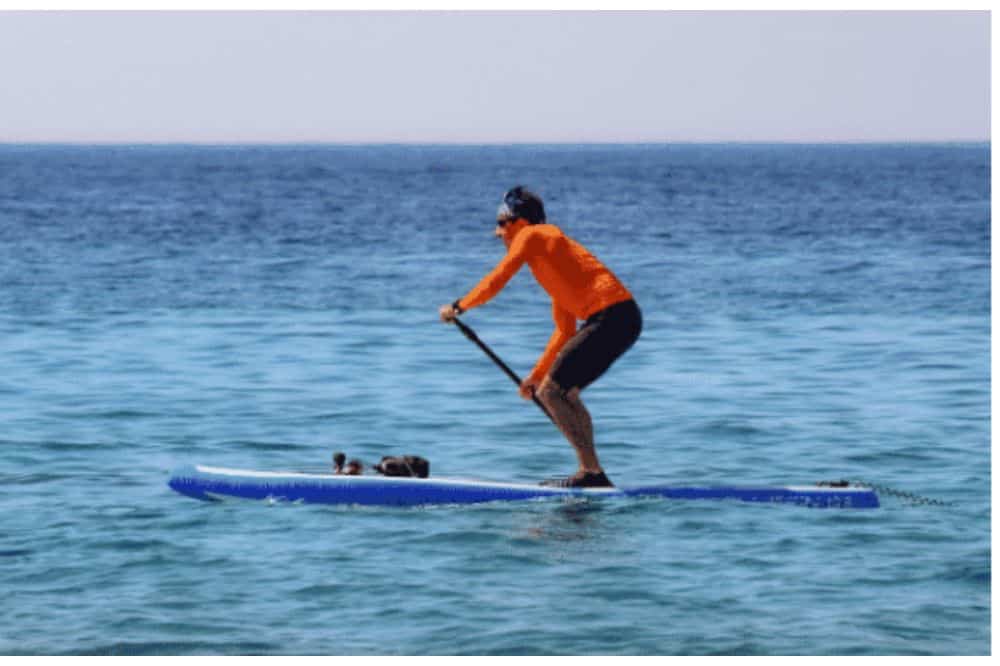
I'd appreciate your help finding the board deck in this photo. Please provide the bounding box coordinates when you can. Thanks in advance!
[168,465,879,509]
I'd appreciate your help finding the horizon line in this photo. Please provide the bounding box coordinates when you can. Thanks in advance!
[0,139,990,147]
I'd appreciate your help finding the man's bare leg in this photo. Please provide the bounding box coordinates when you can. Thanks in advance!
[536,376,602,474]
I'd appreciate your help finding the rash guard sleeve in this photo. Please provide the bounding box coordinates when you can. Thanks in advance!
[456,231,532,312]
[527,302,577,385]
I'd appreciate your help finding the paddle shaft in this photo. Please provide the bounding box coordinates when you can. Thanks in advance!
[451,317,555,424]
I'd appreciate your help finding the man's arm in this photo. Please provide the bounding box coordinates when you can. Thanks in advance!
[524,302,577,389]
[453,230,532,313]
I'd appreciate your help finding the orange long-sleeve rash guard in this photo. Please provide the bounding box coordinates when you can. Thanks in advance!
[455,224,633,385]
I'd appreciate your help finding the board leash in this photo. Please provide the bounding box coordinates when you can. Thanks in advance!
[820,479,953,507]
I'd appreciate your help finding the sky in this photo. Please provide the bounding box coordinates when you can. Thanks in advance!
[0,10,990,143]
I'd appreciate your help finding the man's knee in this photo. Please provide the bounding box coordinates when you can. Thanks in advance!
[537,376,580,404]
[536,376,561,405]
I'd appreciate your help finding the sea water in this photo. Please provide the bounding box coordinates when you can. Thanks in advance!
[0,144,989,655]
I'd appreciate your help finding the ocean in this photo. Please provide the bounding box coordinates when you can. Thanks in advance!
[0,143,990,655]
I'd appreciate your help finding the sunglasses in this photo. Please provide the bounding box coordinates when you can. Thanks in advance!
[496,217,519,228]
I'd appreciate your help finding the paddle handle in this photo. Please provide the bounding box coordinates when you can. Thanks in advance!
[452,317,555,424]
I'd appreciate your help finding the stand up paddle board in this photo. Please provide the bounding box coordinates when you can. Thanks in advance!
[168,465,879,509]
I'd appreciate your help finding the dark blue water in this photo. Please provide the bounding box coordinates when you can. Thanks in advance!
[0,144,989,655]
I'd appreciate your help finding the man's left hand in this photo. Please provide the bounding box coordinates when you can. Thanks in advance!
[439,303,459,323]
[519,378,537,401]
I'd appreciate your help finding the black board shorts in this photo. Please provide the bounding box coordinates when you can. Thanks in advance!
[550,299,642,392]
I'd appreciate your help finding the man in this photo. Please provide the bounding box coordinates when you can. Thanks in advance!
[439,186,642,488]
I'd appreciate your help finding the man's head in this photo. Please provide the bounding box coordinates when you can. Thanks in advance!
[495,186,545,245]
[496,186,546,225]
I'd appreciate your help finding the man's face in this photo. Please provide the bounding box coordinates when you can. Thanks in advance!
[495,217,527,248]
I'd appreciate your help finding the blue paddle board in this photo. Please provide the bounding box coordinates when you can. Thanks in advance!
[168,465,879,509]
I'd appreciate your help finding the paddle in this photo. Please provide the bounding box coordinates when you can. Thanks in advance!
[450,317,555,424]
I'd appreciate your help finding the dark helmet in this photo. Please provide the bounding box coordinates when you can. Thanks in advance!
[496,186,546,225]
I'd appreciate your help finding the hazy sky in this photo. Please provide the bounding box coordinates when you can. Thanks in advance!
[0,10,990,143]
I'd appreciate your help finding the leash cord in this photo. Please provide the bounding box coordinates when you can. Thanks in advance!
[849,479,954,507]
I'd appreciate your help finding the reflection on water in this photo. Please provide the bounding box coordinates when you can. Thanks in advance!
[518,499,607,543]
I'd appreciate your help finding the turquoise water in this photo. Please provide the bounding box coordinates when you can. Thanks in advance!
[0,144,990,654]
